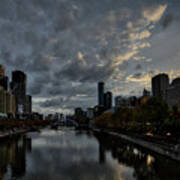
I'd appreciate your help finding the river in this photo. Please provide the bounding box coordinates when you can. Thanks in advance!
[0,128,180,180]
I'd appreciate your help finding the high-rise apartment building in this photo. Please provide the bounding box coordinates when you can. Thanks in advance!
[0,65,5,77]
[6,92,16,116]
[0,76,8,91]
[0,87,16,116]
[0,66,31,117]
[0,65,8,91]
[0,87,6,113]
[152,73,169,98]
[25,95,32,113]
[104,91,112,110]
[165,77,180,108]
[98,82,104,106]
[10,71,27,113]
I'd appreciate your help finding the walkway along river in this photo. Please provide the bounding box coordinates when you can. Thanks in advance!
[0,128,180,180]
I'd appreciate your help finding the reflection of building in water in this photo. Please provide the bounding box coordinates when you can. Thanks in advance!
[0,136,32,179]
[95,133,180,180]
[0,144,9,180]
[99,144,106,164]
[25,137,32,152]
[11,139,26,178]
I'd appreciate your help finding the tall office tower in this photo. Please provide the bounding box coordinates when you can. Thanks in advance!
[104,93,107,109]
[0,86,6,113]
[104,91,112,110]
[98,82,104,106]
[165,77,180,108]
[0,76,8,91]
[25,95,32,113]
[152,73,169,98]
[0,65,5,76]
[0,65,8,91]
[6,92,16,116]
[6,92,12,114]
[10,71,27,113]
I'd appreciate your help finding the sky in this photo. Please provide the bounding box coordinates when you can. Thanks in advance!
[0,0,180,114]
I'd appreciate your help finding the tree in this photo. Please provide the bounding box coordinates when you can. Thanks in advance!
[136,97,169,128]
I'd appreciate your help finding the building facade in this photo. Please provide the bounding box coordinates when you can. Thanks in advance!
[0,87,16,116]
[0,76,8,91]
[98,82,104,106]
[25,95,32,114]
[0,65,5,77]
[152,73,169,98]
[0,66,32,118]
[0,65,8,91]
[0,87,6,113]
[104,91,112,110]
[74,107,86,118]
[87,108,94,119]
[165,78,180,108]
[115,96,129,108]
[6,92,16,116]
[10,71,27,113]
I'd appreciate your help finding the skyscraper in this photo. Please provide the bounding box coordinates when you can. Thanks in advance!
[0,76,8,91]
[165,77,180,108]
[104,91,112,110]
[25,95,32,114]
[98,82,104,106]
[0,65,5,77]
[10,71,27,113]
[152,73,169,98]
[0,86,6,113]
[0,65,8,91]
[6,92,16,116]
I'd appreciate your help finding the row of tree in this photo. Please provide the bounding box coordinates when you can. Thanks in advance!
[95,97,180,135]
[0,119,50,130]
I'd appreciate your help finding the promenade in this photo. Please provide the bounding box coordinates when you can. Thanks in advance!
[93,128,180,162]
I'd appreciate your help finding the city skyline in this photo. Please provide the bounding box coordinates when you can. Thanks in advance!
[0,0,179,114]
[0,1,180,180]
[0,65,32,117]
[2,62,180,115]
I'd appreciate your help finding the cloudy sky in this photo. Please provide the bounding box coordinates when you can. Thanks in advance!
[0,0,180,114]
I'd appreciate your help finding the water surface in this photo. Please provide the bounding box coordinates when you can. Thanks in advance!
[0,128,180,180]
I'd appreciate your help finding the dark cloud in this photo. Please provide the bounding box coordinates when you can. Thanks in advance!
[162,14,174,29]
[0,0,178,113]
[39,95,95,110]
[162,13,180,29]
[132,72,143,79]
[119,61,129,71]
[130,90,135,94]
[148,70,155,76]
[55,60,114,83]
[40,98,64,108]
[28,73,51,95]
[135,64,142,70]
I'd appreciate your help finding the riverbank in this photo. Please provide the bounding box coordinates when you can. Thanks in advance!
[0,128,30,139]
[0,119,50,140]
[93,128,180,162]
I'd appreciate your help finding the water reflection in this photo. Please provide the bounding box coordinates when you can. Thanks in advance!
[0,136,31,180]
[95,132,180,180]
[0,129,179,180]
[25,130,120,180]
[99,144,106,164]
